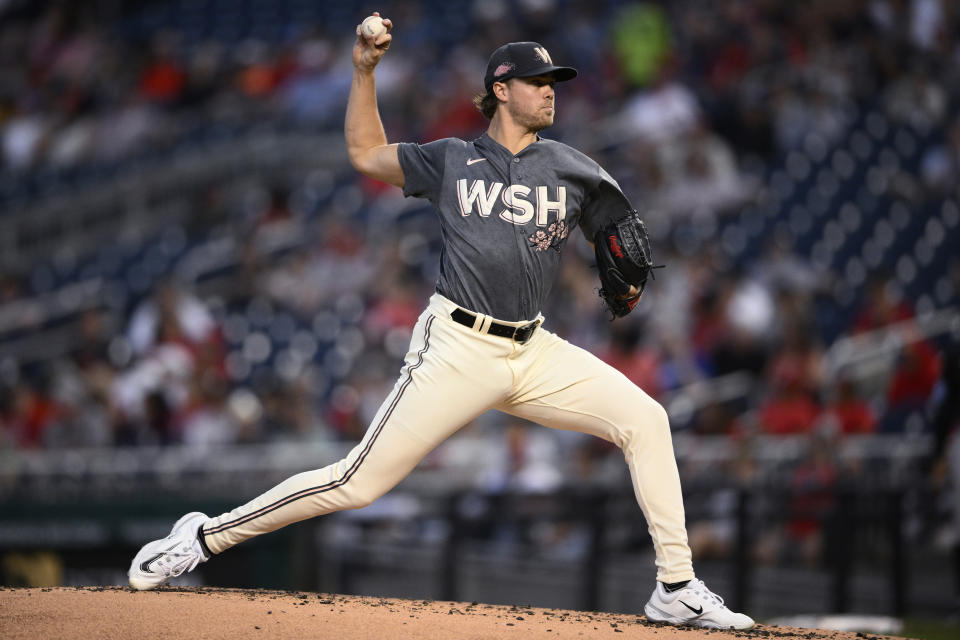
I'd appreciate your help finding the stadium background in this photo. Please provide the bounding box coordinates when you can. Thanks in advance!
[0,0,958,631]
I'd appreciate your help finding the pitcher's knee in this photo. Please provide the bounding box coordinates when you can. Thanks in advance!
[335,487,373,511]
[295,472,389,512]
[338,476,392,510]
[648,401,671,433]
[618,396,671,448]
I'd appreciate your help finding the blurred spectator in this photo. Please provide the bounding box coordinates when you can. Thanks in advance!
[283,35,351,124]
[766,321,824,397]
[127,280,218,357]
[621,75,700,145]
[70,308,111,370]
[690,402,738,436]
[690,287,726,373]
[752,235,820,296]
[364,277,422,341]
[3,374,63,448]
[110,341,193,444]
[823,377,878,436]
[236,41,297,99]
[138,32,186,105]
[757,366,821,436]
[180,41,227,108]
[784,434,838,567]
[175,375,237,449]
[421,70,487,141]
[654,123,755,217]
[106,280,224,446]
[884,61,947,132]
[709,275,774,378]
[852,276,914,334]
[724,275,776,342]
[1,105,48,171]
[598,323,662,399]
[610,3,673,89]
[885,338,941,412]
[255,185,294,228]
[478,421,564,494]
[141,389,174,445]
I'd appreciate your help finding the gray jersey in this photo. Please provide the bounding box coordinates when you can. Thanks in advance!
[398,133,633,321]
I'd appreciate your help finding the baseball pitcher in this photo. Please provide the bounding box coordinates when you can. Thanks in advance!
[128,13,754,630]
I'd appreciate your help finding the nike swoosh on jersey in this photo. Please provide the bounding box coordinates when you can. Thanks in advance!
[679,600,703,615]
[466,158,487,165]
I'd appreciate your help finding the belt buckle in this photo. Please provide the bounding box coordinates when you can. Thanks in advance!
[513,319,539,343]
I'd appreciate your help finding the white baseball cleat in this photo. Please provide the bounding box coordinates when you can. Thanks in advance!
[644,578,755,629]
[128,512,210,591]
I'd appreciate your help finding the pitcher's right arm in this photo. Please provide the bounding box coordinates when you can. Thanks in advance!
[345,13,404,188]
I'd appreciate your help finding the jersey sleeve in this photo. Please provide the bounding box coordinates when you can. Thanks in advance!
[397,139,451,202]
[579,165,636,241]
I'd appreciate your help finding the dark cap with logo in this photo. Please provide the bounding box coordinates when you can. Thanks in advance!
[483,42,578,92]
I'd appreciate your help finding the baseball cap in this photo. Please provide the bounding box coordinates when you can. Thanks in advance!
[483,41,577,92]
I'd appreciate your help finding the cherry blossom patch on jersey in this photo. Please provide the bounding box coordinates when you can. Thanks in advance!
[529,220,569,252]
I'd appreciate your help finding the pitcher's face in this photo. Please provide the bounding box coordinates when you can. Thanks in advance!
[501,75,556,131]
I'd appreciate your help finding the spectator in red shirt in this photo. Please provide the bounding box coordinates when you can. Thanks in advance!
[758,361,821,435]
[852,276,914,335]
[139,34,186,104]
[4,379,62,448]
[598,323,663,400]
[825,377,877,435]
[887,340,942,410]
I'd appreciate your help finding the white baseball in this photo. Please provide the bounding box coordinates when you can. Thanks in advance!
[359,15,386,39]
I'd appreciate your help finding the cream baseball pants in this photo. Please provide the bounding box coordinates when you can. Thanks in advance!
[202,293,694,583]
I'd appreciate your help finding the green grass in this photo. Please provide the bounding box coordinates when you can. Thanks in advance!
[898,618,960,640]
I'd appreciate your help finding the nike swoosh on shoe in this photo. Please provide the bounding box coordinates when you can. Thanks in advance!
[140,553,164,573]
[680,600,703,615]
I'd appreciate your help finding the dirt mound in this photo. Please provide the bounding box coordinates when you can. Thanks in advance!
[0,587,897,639]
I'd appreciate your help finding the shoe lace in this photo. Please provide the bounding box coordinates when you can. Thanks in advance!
[690,579,724,608]
[154,544,203,577]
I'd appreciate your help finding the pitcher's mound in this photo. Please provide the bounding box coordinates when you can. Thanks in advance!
[0,587,896,639]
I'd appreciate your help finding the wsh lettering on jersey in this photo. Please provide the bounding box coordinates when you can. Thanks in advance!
[456,179,567,226]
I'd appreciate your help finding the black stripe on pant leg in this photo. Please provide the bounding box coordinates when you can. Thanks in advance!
[204,315,435,536]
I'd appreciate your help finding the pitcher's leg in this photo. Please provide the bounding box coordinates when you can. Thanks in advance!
[502,331,693,583]
[202,406,438,554]
[203,312,507,554]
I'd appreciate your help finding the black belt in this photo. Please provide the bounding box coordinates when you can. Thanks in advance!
[450,308,540,343]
